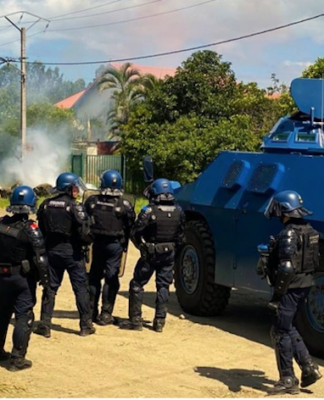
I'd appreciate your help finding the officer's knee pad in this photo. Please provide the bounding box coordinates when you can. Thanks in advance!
[16,310,34,331]
[26,310,35,328]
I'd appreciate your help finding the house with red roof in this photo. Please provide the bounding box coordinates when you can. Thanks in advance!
[55,62,176,145]
[55,62,280,146]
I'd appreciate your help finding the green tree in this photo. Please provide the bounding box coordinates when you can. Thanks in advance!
[121,51,299,182]
[122,105,261,183]
[302,58,324,78]
[0,103,79,138]
[0,61,86,105]
[145,50,237,124]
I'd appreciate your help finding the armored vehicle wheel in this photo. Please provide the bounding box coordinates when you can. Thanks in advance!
[295,272,324,357]
[174,220,231,316]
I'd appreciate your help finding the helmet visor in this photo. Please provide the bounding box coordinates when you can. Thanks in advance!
[51,176,87,194]
[264,197,278,219]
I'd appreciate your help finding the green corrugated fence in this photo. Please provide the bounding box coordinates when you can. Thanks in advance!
[71,154,146,195]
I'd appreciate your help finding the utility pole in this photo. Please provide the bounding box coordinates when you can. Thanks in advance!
[21,27,26,158]
[3,12,50,159]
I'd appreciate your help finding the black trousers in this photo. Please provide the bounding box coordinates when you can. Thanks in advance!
[0,272,36,358]
[271,287,312,378]
[129,251,174,320]
[40,248,91,329]
[89,240,123,317]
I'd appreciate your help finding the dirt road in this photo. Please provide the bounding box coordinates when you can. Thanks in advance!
[0,210,324,398]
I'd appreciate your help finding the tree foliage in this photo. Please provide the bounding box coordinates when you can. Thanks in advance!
[0,61,85,127]
[1,103,78,138]
[121,51,297,183]
[302,58,324,79]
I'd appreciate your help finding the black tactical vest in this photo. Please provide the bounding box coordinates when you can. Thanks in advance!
[144,204,181,243]
[291,224,319,274]
[89,195,125,237]
[0,218,30,265]
[42,196,74,237]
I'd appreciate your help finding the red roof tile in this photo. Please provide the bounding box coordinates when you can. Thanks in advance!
[110,62,176,79]
[55,89,86,109]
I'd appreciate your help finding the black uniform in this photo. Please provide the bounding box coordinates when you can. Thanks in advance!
[85,194,136,324]
[37,193,94,332]
[127,199,185,330]
[0,213,49,367]
[268,219,320,388]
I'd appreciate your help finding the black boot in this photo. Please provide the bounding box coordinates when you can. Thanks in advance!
[301,362,322,388]
[80,319,96,337]
[8,356,32,372]
[267,376,300,395]
[119,318,143,331]
[97,313,114,326]
[97,301,114,326]
[153,318,165,333]
[0,349,11,361]
[34,323,51,338]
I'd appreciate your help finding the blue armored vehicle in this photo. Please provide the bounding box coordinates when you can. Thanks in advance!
[173,78,324,356]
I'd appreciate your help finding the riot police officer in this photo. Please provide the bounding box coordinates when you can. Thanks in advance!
[0,185,49,371]
[34,172,95,337]
[120,178,185,332]
[84,169,136,325]
[260,190,322,394]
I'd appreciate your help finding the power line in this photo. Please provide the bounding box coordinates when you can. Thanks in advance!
[0,0,212,46]
[50,0,166,22]
[22,12,324,66]
[47,0,218,31]
[50,0,126,19]
[0,0,126,28]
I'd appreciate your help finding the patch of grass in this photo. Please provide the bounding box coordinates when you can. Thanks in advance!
[0,197,9,210]
[0,196,48,211]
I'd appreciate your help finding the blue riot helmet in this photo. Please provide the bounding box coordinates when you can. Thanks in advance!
[100,169,123,195]
[152,178,174,196]
[264,190,312,219]
[53,172,87,195]
[7,185,37,214]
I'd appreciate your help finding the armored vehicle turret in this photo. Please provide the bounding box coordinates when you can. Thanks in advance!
[173,78,324,356]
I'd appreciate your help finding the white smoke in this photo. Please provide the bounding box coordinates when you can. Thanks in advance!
[0,127,71,188]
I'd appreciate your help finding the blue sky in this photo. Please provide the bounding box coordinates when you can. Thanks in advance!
[0,0,323,90]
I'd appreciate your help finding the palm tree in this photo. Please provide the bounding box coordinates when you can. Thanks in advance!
[97,62,142,128]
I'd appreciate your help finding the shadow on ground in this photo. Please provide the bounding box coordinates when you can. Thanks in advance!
[194,366,314,395]
[194,366,275,394]
[118,288,324,367]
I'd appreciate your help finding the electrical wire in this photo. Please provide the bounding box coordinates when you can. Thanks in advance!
[50,0,126,19]
[50,0,166,22]
[47,0,218,31]
[0,0,215,46]
[22,12,324,66]
[0,0,126,28]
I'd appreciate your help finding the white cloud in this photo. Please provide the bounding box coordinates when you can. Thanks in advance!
[283,60,313,68]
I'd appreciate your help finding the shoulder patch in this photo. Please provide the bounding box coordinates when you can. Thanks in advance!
[29,222,38,229]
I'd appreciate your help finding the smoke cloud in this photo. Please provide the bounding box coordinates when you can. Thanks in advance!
[0,127,71,188]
